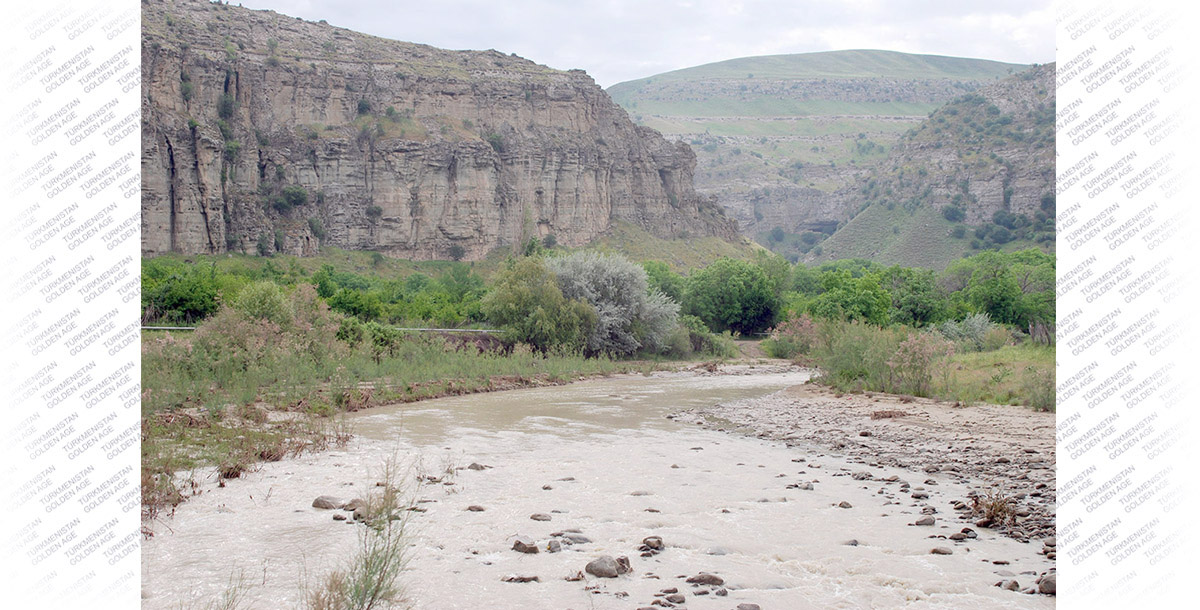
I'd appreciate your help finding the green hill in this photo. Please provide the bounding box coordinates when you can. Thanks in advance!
[607,50,1032,255]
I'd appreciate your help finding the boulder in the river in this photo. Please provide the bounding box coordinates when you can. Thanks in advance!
[502,574,540,583]
[737,605,762,610]
[467,462,490,470]
[686,573,725,586]
[512,537,539,554]
[312,496,343,510]
[1037,572,1056,595]
[915,516,936,526]
[585,556,621,578]
[546,539,562,553]
[530,513,552,521]
[466,505,486,512]
[838,501,852,508]
[930,547,953,555]
[342,498,365,512]
[643,536,664,550]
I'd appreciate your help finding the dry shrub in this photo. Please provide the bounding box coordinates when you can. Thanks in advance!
[975,489,1017,525]
[307,457,410,610]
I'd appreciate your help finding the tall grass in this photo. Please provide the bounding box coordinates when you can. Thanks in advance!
[769,316,1054,408]
[142,285,638,416]
[307,457,410,610]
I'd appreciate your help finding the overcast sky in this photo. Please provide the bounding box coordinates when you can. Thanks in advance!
[236,0,1055,88]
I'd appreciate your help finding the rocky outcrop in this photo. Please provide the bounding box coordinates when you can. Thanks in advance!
[857,63,1056,224]
[141,0,735,260]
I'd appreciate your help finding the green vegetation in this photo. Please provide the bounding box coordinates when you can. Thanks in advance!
[762,248,1053,409]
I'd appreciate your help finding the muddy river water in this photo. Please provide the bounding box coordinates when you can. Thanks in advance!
[142,369,1053,609]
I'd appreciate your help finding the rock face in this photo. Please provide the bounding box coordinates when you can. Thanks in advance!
[141,0,736,260]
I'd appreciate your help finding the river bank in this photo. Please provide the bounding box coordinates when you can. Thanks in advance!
[142,366,1055,608]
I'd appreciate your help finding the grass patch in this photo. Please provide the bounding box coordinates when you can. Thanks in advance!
[939,343,1055,409]
[784,317,1053,409]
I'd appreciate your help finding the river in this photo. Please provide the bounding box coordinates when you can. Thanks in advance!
[141,368,1053,609]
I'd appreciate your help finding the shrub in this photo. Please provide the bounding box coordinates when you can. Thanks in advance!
[887,332,955,397]
[235,280,293,327]
[761,314,818,359]
[548,251,678,357]
[357,99,371,115]
[481,257,595,353]
[448,244,466,261]
[935,313,995,351]
[308,217,326,242]
[283,185,309,208]
[366,205,383,220]
[810,320,906,392]
[218,94,236,120]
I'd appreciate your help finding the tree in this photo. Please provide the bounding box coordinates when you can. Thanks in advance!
[480,257,595,353]
[448,244,466,261]
[549,251,678,356]
[881,266,947,327]
[808,270,892,325]
[684,257,780,335]
[642,261,685,303]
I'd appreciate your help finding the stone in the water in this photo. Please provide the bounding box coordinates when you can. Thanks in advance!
[911,491,930,500]
[976,518,995,528]
[467,462,488,470]
[562,533,592,544]
[998,580,1020,591]
[686,573,724,586]
[502,574,540,583]
[843,539,860,546]
[930,547,953,555]
[1037,572,1056,595]
[665,593,685,603]
[838,501,852,508]
[530,513,551,521]
[332,513,347,521]
[585,556,621,578]
[342,498,365,512]
[852,471,872,480]
[737,605,762,610]
[466,505,485,512]
[312,495,343,510]
[546,539,562,553]
[949,533,967,541]
[714,588,728,596]
[915,516,935,526]
[616,556,632,574]
[512,537,539,554]
[643,536,664,550]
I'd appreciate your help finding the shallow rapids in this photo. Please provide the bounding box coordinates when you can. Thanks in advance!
[142,368,1054,609]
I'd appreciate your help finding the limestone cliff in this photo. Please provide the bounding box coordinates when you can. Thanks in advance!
[141,0,736,260]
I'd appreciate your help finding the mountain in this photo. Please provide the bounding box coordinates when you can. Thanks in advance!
[607,50,1030,258]
[140,0,737,261]
[814,63,1055,269]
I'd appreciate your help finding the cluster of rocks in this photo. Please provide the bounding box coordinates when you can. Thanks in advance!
[312,495,371,523]
[994,569,1055,596]
[676,387,1057,545]
[500,529,763,608]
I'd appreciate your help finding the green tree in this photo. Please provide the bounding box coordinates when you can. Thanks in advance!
[641,261,685,303]
[684,257,780,335]
[480,257,595,353]
[808,270,892,325]
[881,266,947,327]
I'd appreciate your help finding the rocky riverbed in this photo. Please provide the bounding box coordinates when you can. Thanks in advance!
[142,365,1055,608]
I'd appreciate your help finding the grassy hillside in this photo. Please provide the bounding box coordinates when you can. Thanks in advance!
[609,49,1024,94]
[608,50,1032,247]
